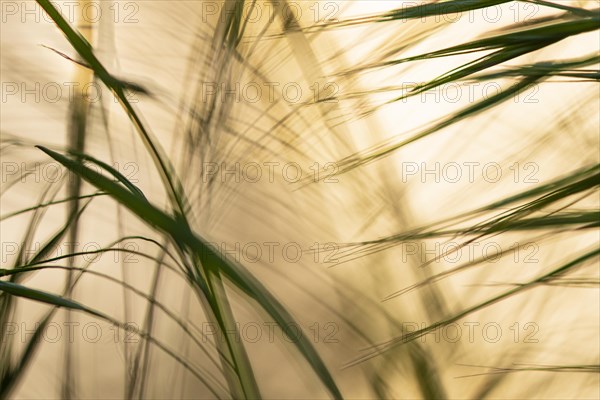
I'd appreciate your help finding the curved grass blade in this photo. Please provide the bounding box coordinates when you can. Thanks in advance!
[36,146,344,399]
[346,247,600,367]
[0,281,103,317]
[35,0,186,216]
[0,280,226,398]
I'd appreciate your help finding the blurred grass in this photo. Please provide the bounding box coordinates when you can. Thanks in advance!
[0,0,598,399]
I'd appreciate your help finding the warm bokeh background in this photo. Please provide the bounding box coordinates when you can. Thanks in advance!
[1,1,598,398]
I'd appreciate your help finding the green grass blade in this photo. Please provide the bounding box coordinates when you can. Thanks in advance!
[36,146,344,399]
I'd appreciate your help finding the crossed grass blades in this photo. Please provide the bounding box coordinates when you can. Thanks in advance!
[1,0,598,399]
